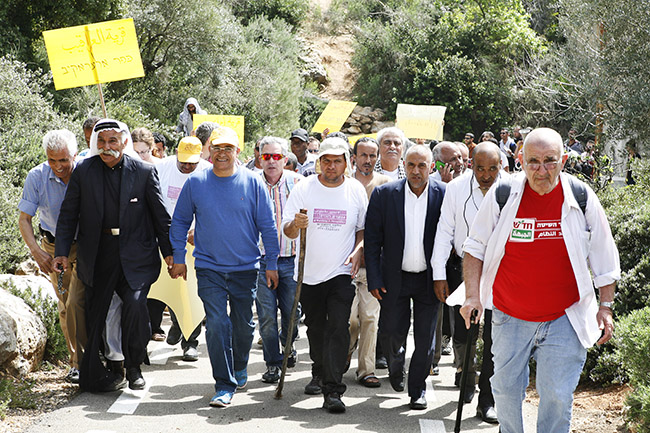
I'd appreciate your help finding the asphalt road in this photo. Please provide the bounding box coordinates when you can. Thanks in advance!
[26,312,537,433]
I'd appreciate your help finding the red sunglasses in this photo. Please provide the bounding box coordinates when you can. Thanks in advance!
[261,153,284,161]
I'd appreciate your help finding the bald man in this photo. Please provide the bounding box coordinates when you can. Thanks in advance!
[432,142,503,423]
[461,128,620,432]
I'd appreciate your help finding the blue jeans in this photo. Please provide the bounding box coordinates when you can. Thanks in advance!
[255,256,300,367]
[491,308,587,433]
[196,268,258,393]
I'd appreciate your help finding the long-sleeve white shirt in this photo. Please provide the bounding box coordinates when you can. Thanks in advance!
[431,170,493,280]
[462,172,620,348]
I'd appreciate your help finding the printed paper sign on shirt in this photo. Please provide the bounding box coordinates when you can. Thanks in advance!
[510,218,535,242]
[313,208,347,231]
[536,220,563,240]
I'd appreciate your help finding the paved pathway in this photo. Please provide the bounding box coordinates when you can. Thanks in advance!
[27,313,538,433]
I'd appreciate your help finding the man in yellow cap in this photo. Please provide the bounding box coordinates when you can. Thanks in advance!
[169,127,280,407]
[154,136,212,360]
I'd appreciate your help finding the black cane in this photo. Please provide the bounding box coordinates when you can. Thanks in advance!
[454,309,479,433]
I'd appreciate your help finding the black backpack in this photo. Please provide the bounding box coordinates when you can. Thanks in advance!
[495,175,588,215]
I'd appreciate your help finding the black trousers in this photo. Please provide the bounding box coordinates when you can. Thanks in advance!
[379,271,439,399]
[80,233,151,391]
[300,274,355,396]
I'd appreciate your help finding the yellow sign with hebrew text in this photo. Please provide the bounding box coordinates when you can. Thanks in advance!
[395,104,447,141]
[193,114,245,149]
[43,18,144,90]
[311,100,358,134]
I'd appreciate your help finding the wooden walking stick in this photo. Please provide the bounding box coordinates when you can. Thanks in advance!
[275,209,308,399]
[454,309,479,433]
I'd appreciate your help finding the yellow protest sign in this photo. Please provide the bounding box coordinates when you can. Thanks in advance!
[395,104,447,141]
[148,245,205,340]
[311,100,358,134]
[193,114,245,149]
[348,133,377,147]
[43,18,144,90]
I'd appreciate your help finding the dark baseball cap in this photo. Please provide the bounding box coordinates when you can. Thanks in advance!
[290,128,309,142]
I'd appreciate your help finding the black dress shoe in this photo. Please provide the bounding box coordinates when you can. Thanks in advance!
[463,386,475,404]
[389,373,405,392]
[108,360,125,379]
[323,392,346,413]
[409,395,427,410]
[477,405,499,424]
[375,356,388,369]
[97,375,127,392]
[126,367,146,390]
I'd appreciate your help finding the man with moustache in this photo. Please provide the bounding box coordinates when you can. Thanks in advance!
[53,119,173,392]
[374,127,407,180]
[346,137,391,387]
[365,145,446,410]
[283,137,367,413]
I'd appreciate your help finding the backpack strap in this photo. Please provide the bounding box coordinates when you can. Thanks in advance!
[495,176,513,212]
[568,176,588,215]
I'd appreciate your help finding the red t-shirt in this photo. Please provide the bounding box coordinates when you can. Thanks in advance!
[493,182,579,322]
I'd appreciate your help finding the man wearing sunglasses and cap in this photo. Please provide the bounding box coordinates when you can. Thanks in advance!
[53,118,173,392]
[254,136,303,384]
[169,127,280,408]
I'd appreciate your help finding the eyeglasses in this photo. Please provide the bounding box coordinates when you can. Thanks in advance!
[210,145,236,153]
[525,160,560,171]
[261,153,284,161]
[136,149,151,156]
[464,137,472,140]
[308,149,319,154]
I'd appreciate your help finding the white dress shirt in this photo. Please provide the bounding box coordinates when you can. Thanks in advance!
[402,182,428,272]
[431,170,496,280]
[462,172,620,348]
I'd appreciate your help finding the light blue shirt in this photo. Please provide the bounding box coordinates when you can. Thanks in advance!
[18,161,73,236]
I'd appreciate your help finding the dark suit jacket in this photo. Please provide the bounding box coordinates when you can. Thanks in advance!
[364,176,445,303]
[55,154,172,291]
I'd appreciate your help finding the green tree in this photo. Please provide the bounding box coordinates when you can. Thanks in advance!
[350,0,546,138]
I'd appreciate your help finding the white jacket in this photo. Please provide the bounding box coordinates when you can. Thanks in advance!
[462,172,620,348]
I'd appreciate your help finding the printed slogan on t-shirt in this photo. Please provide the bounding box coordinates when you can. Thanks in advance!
[313,208,347,231]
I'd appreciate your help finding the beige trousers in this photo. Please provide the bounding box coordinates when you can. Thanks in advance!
[42,239,87,368]
[348,268,381,378]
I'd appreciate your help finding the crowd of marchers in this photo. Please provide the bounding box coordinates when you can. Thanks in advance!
[18,98,619,433]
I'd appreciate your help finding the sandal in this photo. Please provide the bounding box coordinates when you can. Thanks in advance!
[359,374,381,388]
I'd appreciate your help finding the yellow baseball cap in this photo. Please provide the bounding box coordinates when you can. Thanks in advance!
[209,126,239,148]
[177,136,202,163]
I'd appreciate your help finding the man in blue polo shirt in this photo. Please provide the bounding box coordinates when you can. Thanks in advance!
[18,129,86,384]
[169,126,280,408]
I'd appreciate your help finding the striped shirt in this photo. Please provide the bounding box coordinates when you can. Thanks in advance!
[259,170,303,257]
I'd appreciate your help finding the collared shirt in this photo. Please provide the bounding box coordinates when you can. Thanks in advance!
[374,158,406,180]
[432,170,501,280]
[402,181,428,272]
[259,170,303,257]
[462,172,620,348]
[19,160,76,236]
[297,153,317,177]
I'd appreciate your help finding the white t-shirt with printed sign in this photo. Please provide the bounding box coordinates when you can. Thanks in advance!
[156,156,212,215]
[282,174,368,285]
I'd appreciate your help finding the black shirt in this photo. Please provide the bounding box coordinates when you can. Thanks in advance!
[102,157,123,229]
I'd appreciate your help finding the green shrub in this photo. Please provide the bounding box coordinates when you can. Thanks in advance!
[4,281,69,364]
[226,0,310,28]
[0,377,36,420]
[616,307,650,430]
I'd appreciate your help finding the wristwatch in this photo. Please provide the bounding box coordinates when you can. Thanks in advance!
[599,301,614,309]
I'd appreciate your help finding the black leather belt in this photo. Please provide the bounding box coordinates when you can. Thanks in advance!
[39,226,55,243]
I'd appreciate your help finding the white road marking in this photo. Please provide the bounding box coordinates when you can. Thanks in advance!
[426,379,437,402]
[419,419,446,433]
[107,378,153,415]
[87,431,116,433]
[148,345,176,365]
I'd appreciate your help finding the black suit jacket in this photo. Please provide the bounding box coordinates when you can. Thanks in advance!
[364,176,446,303]
[55,154,172,290]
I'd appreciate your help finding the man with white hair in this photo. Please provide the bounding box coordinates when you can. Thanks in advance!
[374,127,408,180]
[461,127,619,432]
[283,137,367,413]
[18,129,85,384]
[53,119,173,392]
